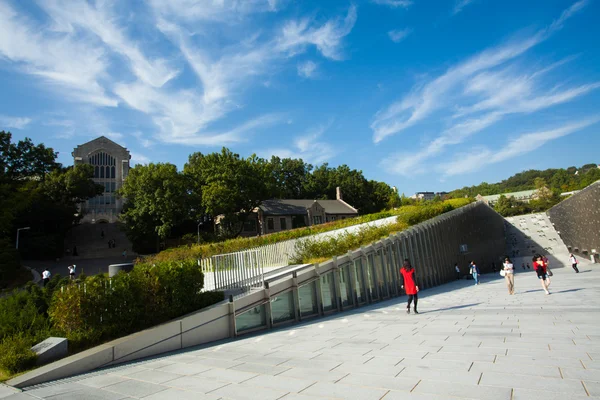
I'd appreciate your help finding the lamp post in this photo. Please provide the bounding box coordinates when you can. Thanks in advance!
[16,227,31,249]
[197,220,202,245]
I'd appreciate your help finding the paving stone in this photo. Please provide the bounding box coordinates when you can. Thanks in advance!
[208,382,289,400]
[586,381,600,396]
[160,376,229,393]
[197,367,258,383]
[124,369,183,384]
[469,361,561,378]
[78,374,128,389]
[155,362,212,375]
[24,383,87,398]
[243,374,315,392]
[397,366,481,385]
[102,380,167,398]
[512,388,600,400]
[479,371,588,395]
[299,381,388,400]
[337,372,418,391]
[561,368,600,381]
[229,361,292,376]
[412,380,511,400]
[277,367,349,383]
[44,388,129,400]
[141,388,221,400]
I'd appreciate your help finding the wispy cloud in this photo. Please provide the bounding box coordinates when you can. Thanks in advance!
[148,0,281,23]
[297,61,318,78]
[453,0,475,15]
[372,0,589,144]
[0,115,32,130]
[132,132,155,148]
[263,122,337,165]
[371,0,413,8]
[0,2,117,107]
[438,118,600,176]
[130,152,151,166]
[388,28,412,43]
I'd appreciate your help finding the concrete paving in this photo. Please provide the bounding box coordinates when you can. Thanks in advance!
[4,258,599,399]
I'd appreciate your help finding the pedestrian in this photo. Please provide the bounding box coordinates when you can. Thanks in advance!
[454,263,460,280]
[122,249,127,258]
[68,264,76,280]
[569,253,579,273]
[470,261,480,285]
[533,254,551,295]
[42,268,51,287]
[522,263,526,270]
[502,257,515,295]
[400,259,419,314]
[526,263,531,269]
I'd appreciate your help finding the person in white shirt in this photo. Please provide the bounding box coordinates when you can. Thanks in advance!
[68,265,76,280]
[503,257,515,295]
[569,254,579,273]
[454,263,460,280]
[42,268,51,287]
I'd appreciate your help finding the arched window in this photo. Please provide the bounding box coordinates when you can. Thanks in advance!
[94,166,99,178]
[106,166,110,178]
[100,166,104,178]
[111,166,115,179]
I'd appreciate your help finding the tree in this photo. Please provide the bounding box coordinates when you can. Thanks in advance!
[269,156,312,199]
[0,132,59,182]
[118,163,190,252]
[185,148,272,238]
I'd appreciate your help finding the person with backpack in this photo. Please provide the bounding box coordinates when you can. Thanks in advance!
[400,259,419,314]
[533,254,551,295]
[569,253,579,273]
[470,261,480,285]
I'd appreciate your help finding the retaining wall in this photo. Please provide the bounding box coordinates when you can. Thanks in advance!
[547,181,600,262]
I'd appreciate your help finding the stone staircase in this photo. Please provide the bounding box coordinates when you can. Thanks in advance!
[504,212,570,268]
[63,223,135,259]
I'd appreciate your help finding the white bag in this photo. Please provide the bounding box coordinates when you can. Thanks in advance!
[499,270,506,277]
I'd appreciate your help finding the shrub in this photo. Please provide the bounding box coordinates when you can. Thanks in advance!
[0,239,21,287]
[0,334,37,374]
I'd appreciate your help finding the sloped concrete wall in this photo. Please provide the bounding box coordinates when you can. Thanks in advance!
[547,181,600,261]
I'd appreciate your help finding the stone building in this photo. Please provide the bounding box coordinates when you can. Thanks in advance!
[72,136,131,223]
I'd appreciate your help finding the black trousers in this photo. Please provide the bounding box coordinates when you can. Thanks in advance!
[407,293,418,310]
[572,263,579,273]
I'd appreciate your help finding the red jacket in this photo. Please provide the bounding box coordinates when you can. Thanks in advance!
[400,267,418,295]
[533,260,547,273]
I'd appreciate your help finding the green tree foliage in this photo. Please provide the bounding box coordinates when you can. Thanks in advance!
[118,163,190,253]
[269,156,312,199]
[449,164,600,198]
[0,132,101,279]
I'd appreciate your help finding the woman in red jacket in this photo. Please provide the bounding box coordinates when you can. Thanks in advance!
[400,259,419,314]
[533,254,551,295]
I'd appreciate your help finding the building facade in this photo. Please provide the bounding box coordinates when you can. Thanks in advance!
[72,136,131,223]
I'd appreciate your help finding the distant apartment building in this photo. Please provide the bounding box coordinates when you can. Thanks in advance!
[72,136,131,223]
[234,187,359,237]
[410,191,436,201]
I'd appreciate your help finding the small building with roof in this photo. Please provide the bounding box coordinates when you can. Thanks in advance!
[476,189,538,206]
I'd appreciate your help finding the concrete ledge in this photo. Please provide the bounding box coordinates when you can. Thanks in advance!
[7,300,230,389]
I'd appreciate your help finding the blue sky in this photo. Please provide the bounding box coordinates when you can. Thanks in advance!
[1,0,599,195]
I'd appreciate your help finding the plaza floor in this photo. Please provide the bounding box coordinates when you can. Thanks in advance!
[2,258,599,400]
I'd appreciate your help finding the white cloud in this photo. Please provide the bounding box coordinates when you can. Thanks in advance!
[371,1,589,144]
[371,0,413,8]
[105,132,124,142]
[438,118,600,176]
[297,61,318,78]
[453,0,474,15]
[132,132,155,148]
[0,2,117,107]
[276,5,357,60]
[388,28,412,43]
[38,0,179,88]
[0,115,32,130]
[148,0,281,22]
[263,122,337,165]
[130,152,151,166]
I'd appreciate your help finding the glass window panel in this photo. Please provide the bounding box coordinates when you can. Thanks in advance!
[320,273,336,312]
[339,263,352,308]
[367,254,378,300]
[271,291,295,324]
[106,166,110,178]
[235,304,267,333]
[94,166,99,178]
[353,259,365,303]
[111,182,116,192]
[111,166,115,179]
[298,282,318,317]
[100,166,104,178]
[280,218,287,230]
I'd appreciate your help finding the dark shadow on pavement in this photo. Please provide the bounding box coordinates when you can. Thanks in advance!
[553,288,583,294]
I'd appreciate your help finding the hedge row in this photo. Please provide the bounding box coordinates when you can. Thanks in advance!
[0,261,223,376]
[148,198,474,264]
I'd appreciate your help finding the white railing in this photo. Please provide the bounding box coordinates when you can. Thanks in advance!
[198,215,400,292]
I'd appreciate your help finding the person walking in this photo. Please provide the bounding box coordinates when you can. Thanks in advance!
[470,261,480,285]
[569,253,580,273]
[454,263,460,280]
[100,229,105,239]
[68,264,76,280]
[533,254,551,295]
[400,259,419,314]
[503,257,515,294]
[522,263,526,270]
[42,268,51,287]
